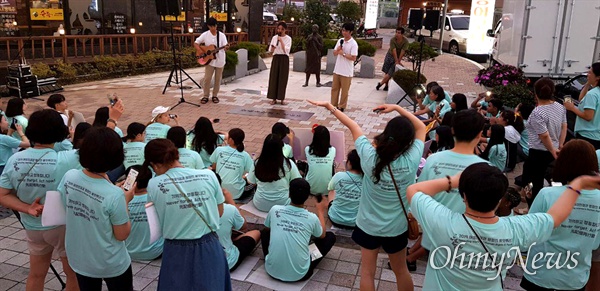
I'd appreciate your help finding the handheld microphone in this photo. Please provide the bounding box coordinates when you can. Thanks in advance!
[340,39,344,47]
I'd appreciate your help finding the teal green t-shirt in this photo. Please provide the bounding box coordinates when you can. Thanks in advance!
[0,135,21,166]
[217,203,245,269]
[488,144,507,171]
[282,143,293,159]
[53,139,73,152]
[114,126,124,138]
[304,146,336,195]
[187,132,225,169]
[178,148,205,169]
[427,99,452,118]
[417,150,487,250]
[147,167,224,239]
[144,123,170,143]
[574,87,600,140]
[327,171,363,227]
[126,194,164,261]
[210,146,253,199]
[0,148,75,230]
[524,186,600,290]
[58,169,131,278]
[519,120,530,156]
[411,192,554,291]
[422,91,452,106]
[264,205,323,282]
[123,141,146,169]
[8,115,28,141]
[247,160,301,212]
[355,136,423,236]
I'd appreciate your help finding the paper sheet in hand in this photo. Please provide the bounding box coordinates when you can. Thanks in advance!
[145,203,162,244]
[239,201,268,219]
[308,243,322,261]
[41,191,66,227]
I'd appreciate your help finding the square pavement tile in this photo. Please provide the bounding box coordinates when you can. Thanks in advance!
[133,276,155,291]
[7,282,25,291]
[142,280,159,291]
[312,269,333,283]
[318,258,338,271]
[338,249,361,264]
[232,280,252,291]
[376,280,398,291]
[334,261,359,275]
[325,246,343,260]
[248,284,273,291]
[5,267,29,282]
[0,226,20,237]
[301,280,328,290]
[0,279,18,290]
[5,253,29,267]
[131,261,148,275]
[353,276,379,289]
[0,250,19,263]
[411,273,425,288]
[136,265,161,279]
[326,285,351,291]
[328,272,356,288]
[379,269,396,282]
[0,263,18,277]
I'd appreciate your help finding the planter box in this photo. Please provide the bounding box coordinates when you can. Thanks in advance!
[358,37,383,49]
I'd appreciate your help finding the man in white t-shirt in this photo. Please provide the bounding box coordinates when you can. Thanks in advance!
[331,23,358,112]
[194,17,229,104]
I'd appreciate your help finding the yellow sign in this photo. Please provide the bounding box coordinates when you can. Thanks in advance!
[30,8,64,21]
[210,12,228,22]
[164,12,186,22]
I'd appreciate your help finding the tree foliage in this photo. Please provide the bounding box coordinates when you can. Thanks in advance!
[404,42,439,71]
[335,1,361,24]
[281,4,304,22]
[301,0,332,36]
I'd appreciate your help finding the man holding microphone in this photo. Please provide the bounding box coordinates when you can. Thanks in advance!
[267,22,292,105]
[331,23,358,112]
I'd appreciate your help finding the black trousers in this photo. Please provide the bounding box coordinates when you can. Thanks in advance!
[75,265,133,291]
[521,149,555,206]
[261,229,336,281]
[506,141,518,170]
[520,276,585,291]
[576,133,600,150]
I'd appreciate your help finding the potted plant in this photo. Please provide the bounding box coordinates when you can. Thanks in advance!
[491,84,535,109]
[475,64,527,90]
[223,50,239,78]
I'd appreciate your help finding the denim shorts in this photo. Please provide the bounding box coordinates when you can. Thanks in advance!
[158,233,232,291]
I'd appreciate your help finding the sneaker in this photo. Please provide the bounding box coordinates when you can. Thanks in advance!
[376,82,382,90]
[383,85,389,91]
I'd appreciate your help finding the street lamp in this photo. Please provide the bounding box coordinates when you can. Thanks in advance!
[130,27,136,34]
[236,27,242,33]
[188,26,194,33]
[291,17,295,22]
[58,24,65,35]
[138,22,143,26]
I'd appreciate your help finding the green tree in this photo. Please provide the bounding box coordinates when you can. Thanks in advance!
[335,1,361,24]
[404,42,439,71]
[281,4,304,22]
[301,0,331,36]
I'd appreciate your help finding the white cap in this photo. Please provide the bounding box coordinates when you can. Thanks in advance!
[151,106,170,121]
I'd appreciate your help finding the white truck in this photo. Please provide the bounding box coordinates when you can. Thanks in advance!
[489,0,600,79]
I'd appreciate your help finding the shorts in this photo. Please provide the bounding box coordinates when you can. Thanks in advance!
[231,236,258,271]
[592,248,600,263]
[352,226,408,254]
[26,225,66,257]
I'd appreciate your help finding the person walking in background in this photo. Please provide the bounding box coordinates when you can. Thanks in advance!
[195,17,228,104]
[330,23,358,112]
[564,62,600,149]
[267,21,292,105]
[304,24,323,87]
[376,27,408,91]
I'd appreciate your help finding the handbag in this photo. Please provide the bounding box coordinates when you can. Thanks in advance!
[462,214,504,289]
[387,165,420,240]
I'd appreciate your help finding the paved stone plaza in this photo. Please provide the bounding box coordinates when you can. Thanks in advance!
[0,29,526,290]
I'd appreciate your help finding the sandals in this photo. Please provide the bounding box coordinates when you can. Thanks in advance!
[212,96,220,103]
[270,100,277,105]
[200,97,209,104]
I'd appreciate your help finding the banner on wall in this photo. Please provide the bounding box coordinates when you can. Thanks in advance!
[467,0,496,54]
[30,8,64,20]
[0,0,16,14]
[210,12,228,22]
[364,0,378,29]
[164,12,186,22]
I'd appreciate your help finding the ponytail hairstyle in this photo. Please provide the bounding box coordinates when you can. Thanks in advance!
[228,128,245,152]
[534,77,555,100]
[122,122,146,142]
[500,110,524,133]
[480,124,505,160]
[141,139,179,178]
[166,126,187,149]
[346,149,363,175]
[191,117,219,155]
[372,116,415,183]
[309,125,331,157]
[255,134,290,182]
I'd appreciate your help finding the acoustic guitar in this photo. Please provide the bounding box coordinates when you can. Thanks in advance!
[196,42,236,65]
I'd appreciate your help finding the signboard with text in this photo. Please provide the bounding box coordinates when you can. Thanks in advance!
[164,12,186,22]
[364,0,379,29]
[30,8,64,20]
[210,12,228,22]
[467,0,496,54]
[0,0,16,14]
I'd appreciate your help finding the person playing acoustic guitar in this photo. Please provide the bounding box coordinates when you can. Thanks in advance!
[194,17,229,104]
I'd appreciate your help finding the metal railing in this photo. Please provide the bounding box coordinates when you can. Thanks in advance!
[1,32,249,64]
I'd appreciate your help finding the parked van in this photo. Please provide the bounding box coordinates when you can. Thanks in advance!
[263,11,278,25]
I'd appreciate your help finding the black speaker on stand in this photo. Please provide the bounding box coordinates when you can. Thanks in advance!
[424,10,441,31]
[408,9,424,31]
